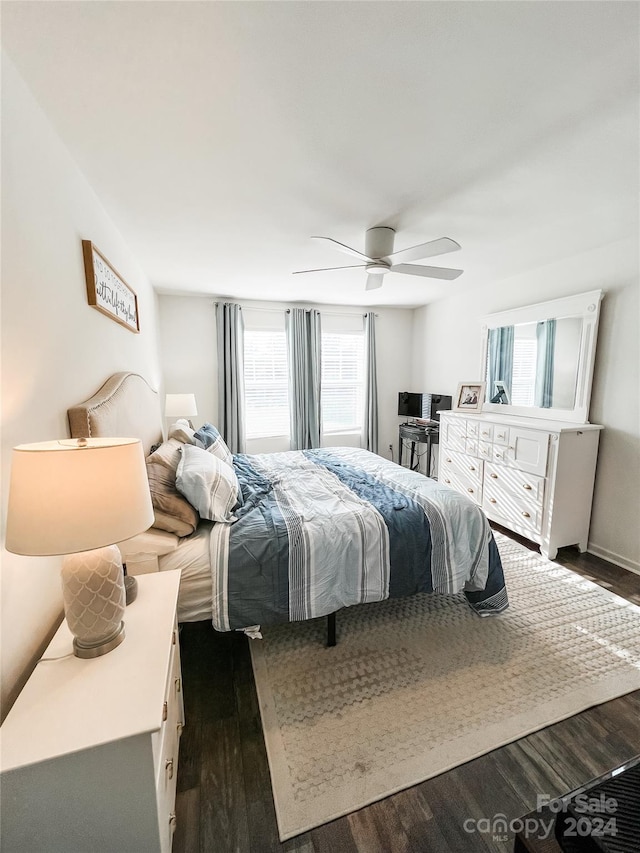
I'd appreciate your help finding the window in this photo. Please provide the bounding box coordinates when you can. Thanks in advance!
[511,338,537,406]
[321,332,365,434]
[244,330,290,439]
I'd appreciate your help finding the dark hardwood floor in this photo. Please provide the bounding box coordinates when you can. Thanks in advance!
[172,531,640,853]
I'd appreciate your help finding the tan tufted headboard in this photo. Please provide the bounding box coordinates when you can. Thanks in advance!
[68,372,163,456]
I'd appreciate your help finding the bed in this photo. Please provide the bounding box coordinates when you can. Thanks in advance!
[68,373,508,635]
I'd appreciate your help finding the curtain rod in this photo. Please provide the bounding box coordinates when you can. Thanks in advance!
[215,303,378,317]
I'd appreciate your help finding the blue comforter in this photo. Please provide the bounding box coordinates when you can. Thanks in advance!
[208,447,508,631]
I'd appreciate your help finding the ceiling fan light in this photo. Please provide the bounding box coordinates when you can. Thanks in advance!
[365,263,389,275]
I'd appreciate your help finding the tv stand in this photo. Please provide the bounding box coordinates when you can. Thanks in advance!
[398,423,439,477]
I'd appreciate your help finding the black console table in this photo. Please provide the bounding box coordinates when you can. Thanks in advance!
[398,423,439,477]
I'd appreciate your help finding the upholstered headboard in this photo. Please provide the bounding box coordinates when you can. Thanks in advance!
[68,372,163,456]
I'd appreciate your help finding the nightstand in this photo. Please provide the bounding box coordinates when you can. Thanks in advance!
[0,570,184,853]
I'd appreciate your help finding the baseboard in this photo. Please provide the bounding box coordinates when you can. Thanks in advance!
[587,542,640,576]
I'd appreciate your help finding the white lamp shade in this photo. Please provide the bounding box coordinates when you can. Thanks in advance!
[165,393,197,418]
[5,438,154,557]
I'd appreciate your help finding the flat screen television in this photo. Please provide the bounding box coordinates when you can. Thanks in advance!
[398,392,423,418]
[398,392,453,420]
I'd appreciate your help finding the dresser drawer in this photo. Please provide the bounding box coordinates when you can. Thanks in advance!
[441,418,467,452]
[483,481,543,535]
[478,441,492,461]
[465,419,479,438]
[441,467,482,505]
[465,437,480,458]
[484,462,545,504]
[493,425,509,445]
[441,450,482,484]
[478,423,494,442]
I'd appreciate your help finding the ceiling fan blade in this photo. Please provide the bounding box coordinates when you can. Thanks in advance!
[365,274,384,291]
[292,264,367,275]
[311,236,373,263]
[390,263,463,281]
[385,237,461,264]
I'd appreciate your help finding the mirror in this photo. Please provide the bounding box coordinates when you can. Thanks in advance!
[480,290,603,424]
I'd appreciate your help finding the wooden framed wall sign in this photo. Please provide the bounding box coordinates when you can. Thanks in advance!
[82,240,140,333]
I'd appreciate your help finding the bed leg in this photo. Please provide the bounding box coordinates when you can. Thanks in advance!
[327,611,337,647]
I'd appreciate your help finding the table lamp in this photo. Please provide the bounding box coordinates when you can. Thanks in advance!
[165,393,197,421]
[5,437,154,659]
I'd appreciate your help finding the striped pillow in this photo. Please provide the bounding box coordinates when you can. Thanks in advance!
[193,423,233,466]
[175,444,238,523]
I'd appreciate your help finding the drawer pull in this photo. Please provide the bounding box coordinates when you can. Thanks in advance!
[446,458,452,463]
[490,473,498,479]
[444,478,451,484]
[467,488,474,494]
[523,484,532,490]
[166,758,174,780]
[481,431,490,437]
[169,813,177,831]
[488,498,497,504]
[172,630,176,646]
[162,701,168,722]
[522,511,531,518]
[177,721,184,736]
[469,466,476,472]
[175,677,182,694]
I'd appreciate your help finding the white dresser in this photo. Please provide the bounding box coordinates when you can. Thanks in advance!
[439,411,603,559]
[0,570,184,853]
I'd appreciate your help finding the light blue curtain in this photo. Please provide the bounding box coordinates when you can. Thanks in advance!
[363,312,378,454]
[216,302,246,453]
[286,308,321,450]
[535,319,556,408]
[487,326,514,401]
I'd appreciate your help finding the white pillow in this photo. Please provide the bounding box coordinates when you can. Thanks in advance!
[168,418,197,444]
[175,444,239,523]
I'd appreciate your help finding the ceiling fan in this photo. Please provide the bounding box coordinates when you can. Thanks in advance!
[293,226,463,291]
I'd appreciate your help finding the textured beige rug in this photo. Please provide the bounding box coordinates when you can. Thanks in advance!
[250,534,640,840]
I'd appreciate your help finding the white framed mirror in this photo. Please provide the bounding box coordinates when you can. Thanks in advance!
[480,289,603,424]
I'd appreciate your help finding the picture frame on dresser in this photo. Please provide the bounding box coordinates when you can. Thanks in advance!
[453,382,486,412]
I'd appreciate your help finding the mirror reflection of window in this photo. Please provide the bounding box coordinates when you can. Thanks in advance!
[485,317,583,410]
[512,335,536,406]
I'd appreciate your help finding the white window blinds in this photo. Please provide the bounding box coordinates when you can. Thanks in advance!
[244,329,290,439]
[321,332,365,434]
[511,338,537,406]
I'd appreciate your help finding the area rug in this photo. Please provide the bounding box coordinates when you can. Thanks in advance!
[249,534,640,840]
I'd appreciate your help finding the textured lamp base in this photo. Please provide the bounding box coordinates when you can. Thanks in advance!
[61,545,127,659]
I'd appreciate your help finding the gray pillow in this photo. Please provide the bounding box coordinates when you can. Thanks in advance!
[175,444,238,523]
[145,439,199,536]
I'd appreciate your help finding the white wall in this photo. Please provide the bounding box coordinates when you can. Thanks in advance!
[411,237,640,571]
[0,54,163,718]
[158,295,414,462]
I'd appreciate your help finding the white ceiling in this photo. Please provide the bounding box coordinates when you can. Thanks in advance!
[2,1,638,307]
